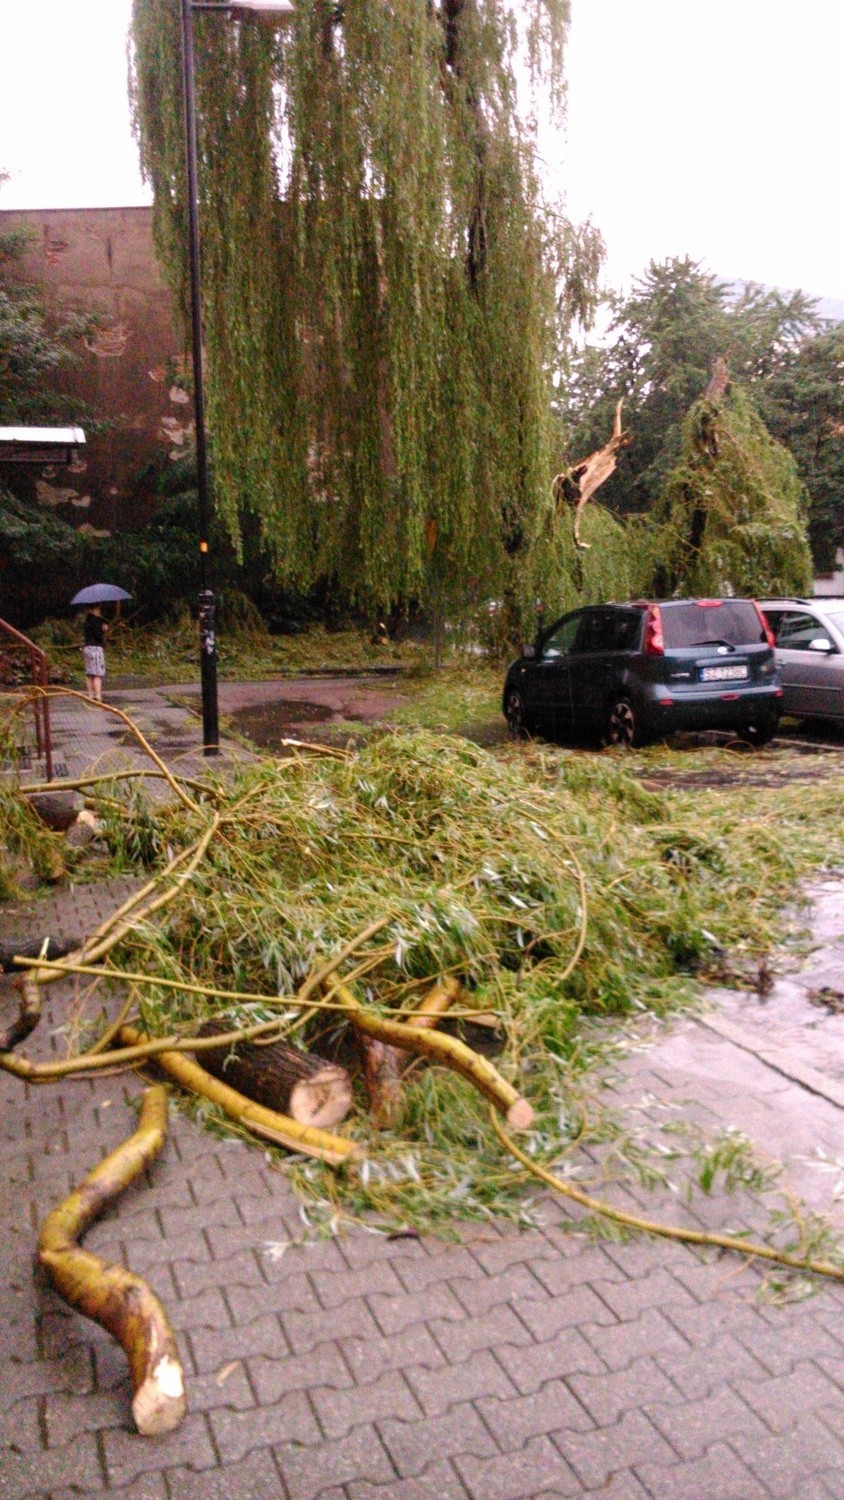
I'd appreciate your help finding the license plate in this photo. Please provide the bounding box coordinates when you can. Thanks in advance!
[700,664,748,682]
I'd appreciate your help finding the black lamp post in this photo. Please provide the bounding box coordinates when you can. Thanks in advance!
[178,0,294,755]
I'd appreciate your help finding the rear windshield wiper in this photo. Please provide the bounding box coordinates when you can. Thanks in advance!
[687,639,736,650]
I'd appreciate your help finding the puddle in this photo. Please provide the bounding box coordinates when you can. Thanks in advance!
[231,699,336,750]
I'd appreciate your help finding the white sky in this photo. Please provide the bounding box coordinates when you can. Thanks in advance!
[0,0,842,300]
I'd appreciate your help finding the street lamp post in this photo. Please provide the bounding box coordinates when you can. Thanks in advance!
[178,0,294,756]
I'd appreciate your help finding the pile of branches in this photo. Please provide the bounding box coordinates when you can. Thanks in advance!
[4,715,844,1232]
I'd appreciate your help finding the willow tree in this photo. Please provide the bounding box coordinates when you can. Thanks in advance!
[130,0,602,629]
[649,382,813,599]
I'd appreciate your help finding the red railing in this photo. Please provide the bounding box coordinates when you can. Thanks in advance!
[0,619,53,781]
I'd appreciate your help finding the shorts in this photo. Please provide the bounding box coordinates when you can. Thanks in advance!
[82,645,106,678]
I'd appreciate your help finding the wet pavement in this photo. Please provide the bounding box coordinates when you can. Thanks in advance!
[1,686,844,1498]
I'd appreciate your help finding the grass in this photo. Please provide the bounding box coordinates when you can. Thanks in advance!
[33,612,426,685]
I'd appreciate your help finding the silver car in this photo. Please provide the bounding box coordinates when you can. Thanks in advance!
[760,598,844,722]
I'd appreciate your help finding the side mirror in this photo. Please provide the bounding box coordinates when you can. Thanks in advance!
[522,642,536,659]
[809,638,834,653]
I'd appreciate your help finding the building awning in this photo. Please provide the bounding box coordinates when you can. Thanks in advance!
[0,427,87,465]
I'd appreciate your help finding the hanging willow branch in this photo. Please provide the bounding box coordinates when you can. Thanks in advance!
[130,0,599,627]
[38,1087,186,1436]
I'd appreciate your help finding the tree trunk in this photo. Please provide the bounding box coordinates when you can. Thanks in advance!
[196,1018,353,1128]
[37,1086,186,1437]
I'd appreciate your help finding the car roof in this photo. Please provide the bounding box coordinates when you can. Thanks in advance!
[761,597,844,606]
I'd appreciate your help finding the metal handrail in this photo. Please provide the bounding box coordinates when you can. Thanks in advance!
[0,618,53,780]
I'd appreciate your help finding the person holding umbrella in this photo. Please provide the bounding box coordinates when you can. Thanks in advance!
[70,584,133,703]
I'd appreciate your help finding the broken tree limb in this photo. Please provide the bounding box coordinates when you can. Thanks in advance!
[118,1024,363,1166]
[196,1018,353,1128]
[0,975,42,1052]
[37,1086,186,1436]
[551,398,631,550]
[406,975,462,1029]
[331,979,534,1130]
[360,1035,404,1129]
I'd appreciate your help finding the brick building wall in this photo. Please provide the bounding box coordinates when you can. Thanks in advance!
[0,205,185,537]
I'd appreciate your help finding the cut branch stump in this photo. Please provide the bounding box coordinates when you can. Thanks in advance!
[196,1018,353,1128]
[118,1023,364,1166]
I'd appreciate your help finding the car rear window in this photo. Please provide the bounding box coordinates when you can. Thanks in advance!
[661,600,767,649]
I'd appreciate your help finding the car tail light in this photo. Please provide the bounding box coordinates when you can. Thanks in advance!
[753,600,775,648]
[643,604,664,655]
[696,599,723,608]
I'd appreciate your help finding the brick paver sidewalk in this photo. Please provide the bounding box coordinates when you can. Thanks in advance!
[1,714,843,1499]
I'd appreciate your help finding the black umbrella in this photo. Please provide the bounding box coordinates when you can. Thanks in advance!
[70,583,133,607]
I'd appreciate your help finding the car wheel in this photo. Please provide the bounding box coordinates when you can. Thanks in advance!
[606,696,640,748]
[737,716,779,748]
[505,687,532,739]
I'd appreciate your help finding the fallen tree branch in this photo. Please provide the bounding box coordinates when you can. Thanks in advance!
[37,1086,186,1435]
[26,688,201,815]
[118,1023,364,1165]
[0,975,42,1051]
[489,1106,844,1284]
[332,978,534,1130]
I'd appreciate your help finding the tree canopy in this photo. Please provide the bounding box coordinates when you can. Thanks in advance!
[130,0,605,628]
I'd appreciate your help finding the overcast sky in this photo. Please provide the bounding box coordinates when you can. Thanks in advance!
[0,0,841,300]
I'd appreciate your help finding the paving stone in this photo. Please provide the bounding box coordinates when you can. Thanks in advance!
[655,1332,772,1400]
[554,1407,678,1490]
[404,1349,517,1419]
[567,1354,679,1426]
[647,1385,770,1460]
[590,1265,697,1321]
[250,1343,354,1405]
[183,1360,256,1414]
[209,1389,320,1462]
[339,1324,446,1385]
[171,1247,267,1300]
[448,1262,547,1317]
[0,1431,104,1498]
[516,1282,617,1340]
[731,1314,844,1379]
[635,1438,767,1499]
[582,1305,691,1371]
[0,1393,44,1453]
[736,1362,844,1435]
[276,1423,394,1500]
[0,1348,93,1411]
[168,1286,234,1333]
[379,1404,497,1477]
[338,1231,428,1271]
[497,1326,608,1395]
[394,1246,487,1292]
[226,1272,321,1324]
[465,1232,562,1277]
[731,1415,844,1499]
[166,1446,284,1500]
[188,1310,288,1374]
[476,1378,594,1450]
[315,1257,406,1311]
[102,1411,217,1488]
[454,1433,581,1500]
[310,1368,422,1438]
[346,1458,470,1500]
[526,1241,629,1295]
[283,1296,382,1356]
[427,1304,533,1364]
[369,1282,466,1337]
